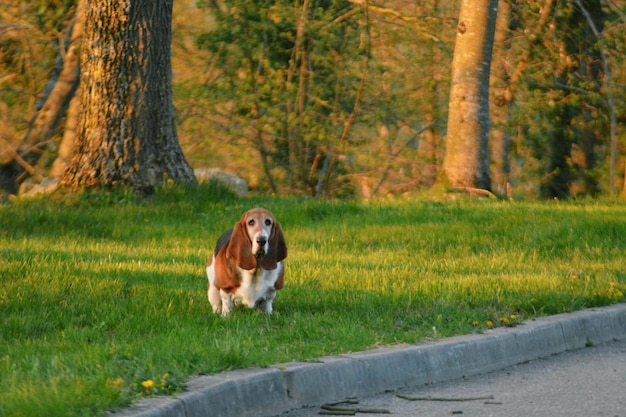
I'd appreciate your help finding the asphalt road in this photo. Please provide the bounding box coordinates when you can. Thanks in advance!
[272,338,626,417]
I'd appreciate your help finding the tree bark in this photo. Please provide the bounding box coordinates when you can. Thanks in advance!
[440,0,498,191]
[62,0,196,192]
[489,0,512,196]
[50,89,82,179]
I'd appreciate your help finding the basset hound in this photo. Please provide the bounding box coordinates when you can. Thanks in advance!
[206,208,287,316]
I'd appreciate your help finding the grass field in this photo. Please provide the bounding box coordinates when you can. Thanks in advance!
[1,184,625,417]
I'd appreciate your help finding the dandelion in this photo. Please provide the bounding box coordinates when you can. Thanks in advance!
[510,314,517,321]
[486,320,494,328]
[106,377,125,392]
[112,377,125,389]
[499,317,510,325]
[141,379,155,391]
[471,320,479,327]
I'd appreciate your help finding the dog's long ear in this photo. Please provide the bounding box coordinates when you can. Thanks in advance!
[227,215,257,270]
[261,220,287,270]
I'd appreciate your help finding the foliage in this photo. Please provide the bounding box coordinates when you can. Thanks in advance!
[185,0,626,198]
[190,0,461,197]
[1,0,625,199]
[508,0,626,198]
[1,186,625,417]
[0,0,76,166]
[194,0,366,197]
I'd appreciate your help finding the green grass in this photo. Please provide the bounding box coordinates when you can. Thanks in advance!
[1,185,625,417]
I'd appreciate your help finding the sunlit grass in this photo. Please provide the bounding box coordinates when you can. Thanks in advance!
[1,186,624,417]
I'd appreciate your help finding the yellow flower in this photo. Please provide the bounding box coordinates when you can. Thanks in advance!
[499,317,510,325]
[510,314,517,321]
[486,321,494,328]
[141,379,155,390]
[106,377,125,391]
[471,320,479,327]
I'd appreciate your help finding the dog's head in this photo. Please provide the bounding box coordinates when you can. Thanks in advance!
[227,208,287,271]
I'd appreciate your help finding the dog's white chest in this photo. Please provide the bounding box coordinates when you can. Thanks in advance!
[233,264,281,308]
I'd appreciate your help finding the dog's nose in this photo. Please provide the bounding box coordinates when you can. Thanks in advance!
[257,237,267,247]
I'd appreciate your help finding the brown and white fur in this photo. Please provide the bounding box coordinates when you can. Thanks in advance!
[206,208,287,316]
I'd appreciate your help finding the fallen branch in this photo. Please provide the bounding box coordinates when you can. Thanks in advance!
[319,409,356,416]
[397,394,495,402]
[324,399,360,406]
[454,187,497,199]
[320,404,391,414]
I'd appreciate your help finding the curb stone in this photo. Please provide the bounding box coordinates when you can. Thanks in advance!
[111,303,626,417]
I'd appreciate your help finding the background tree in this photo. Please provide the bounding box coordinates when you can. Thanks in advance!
[0,0,80,195]
[2,0,624,200]
[507,0,623,198]
[61,0,195,192]
[538,0,605,198]
[489,0,514,196]
[194,0,459,197]
[196,0,369,197]
[350,0,456,197]
[439,0,499,192]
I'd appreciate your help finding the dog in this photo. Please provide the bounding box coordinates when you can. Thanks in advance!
[206,208,287,316]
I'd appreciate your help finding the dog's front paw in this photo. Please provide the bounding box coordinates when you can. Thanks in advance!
[219,294,234,317]
[255,298,273,315]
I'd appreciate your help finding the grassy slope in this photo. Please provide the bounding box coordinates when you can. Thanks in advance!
[1,185,625,417]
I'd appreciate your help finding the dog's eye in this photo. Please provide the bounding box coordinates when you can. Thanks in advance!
[248,219,255,226]
[265,219,272,226]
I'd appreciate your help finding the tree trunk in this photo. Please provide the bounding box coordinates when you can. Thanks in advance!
[440,0,498,191]
[540,97,573,200]
[62,0,195,192]
[419,113,440,188]
[50,89,82,179]
[572,0,615,195]
[489,0,512,196]
[285,0,310,193]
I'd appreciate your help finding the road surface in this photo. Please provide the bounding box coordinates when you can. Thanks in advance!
[272,339,626,417]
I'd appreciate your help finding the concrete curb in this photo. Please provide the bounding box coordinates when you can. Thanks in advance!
[114,303,626,417]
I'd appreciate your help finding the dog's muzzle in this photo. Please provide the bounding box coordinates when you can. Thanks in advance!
[255,237,267,258]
